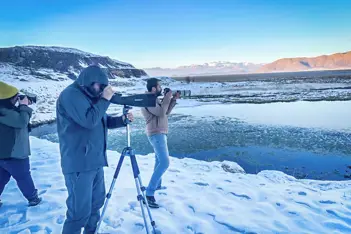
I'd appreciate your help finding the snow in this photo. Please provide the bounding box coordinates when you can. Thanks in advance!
[0,63,74,125]
[98,63,108,69]
[0,137,350,233]
[79,60,89,68]
[112,59,134,67]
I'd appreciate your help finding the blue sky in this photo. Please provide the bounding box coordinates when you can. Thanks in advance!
[1,0,350,68]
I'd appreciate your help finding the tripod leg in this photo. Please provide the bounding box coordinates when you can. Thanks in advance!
[129,153,150,234]
[129,151,157,234]
[137,174,157,233]
[95,149,127,234]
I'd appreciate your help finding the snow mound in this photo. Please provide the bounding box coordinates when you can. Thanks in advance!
[0,137,350,233]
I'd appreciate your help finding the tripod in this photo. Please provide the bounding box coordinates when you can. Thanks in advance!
[95,105,157,234]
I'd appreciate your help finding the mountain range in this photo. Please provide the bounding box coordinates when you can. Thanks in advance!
[1,45,351,79]
[144,62,263,77]
[145,51,351,77]
[258,51,351,73]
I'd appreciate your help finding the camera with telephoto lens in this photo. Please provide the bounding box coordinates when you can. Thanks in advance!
[163,88,191,97]
[18,91,37,104]
[110,93,158,107]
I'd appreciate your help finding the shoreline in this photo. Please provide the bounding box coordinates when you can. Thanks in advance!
[172,69,351,82]
[29,98,351,128]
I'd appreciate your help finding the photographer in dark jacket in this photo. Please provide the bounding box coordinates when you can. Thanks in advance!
[56,65,134,234]
[0,81,42,207]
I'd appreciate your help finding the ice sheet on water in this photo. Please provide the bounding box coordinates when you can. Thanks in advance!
[172,100,351,132]
[0,137,350,233]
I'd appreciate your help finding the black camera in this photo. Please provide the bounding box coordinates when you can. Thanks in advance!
[19,91,37,104]
[163,88,191,97]
[163,88,171,95]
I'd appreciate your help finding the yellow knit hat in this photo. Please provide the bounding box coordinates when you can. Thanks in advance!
[0,81,19,100]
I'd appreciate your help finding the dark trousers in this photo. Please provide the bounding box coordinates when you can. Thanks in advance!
[62,167,106,234]
[0,158,37,201]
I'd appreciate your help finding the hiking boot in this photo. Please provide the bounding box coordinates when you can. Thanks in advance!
[145,196,159,209]
[28,196,42,207]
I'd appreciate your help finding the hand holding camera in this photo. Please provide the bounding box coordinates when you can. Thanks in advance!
[18,91,37,106]
[19,96,30,106]
[102,85,115,101]
[163,88,184,100]
[122,112,134,123]
[165,89,173,99]
[174,91,181,99]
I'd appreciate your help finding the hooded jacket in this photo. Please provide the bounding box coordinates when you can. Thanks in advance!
[56,65,126,174]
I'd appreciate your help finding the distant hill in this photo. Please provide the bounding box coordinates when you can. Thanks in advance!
[144,61,263,77]
[258,51,351,73]
[0,46,147,79]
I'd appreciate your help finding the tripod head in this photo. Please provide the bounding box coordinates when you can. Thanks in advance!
[122,105,133,147]
[123,105,133,125]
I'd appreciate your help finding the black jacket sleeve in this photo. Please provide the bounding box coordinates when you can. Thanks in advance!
[107,115,126,129]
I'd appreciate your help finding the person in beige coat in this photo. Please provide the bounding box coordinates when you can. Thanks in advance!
[141,78,179,208]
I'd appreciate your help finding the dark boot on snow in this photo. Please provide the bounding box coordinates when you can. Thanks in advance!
[144,196,160,209]
[28,195,42,207]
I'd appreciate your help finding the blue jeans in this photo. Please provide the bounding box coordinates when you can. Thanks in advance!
[146,134,170,196]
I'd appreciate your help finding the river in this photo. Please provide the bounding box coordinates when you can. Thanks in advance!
[31,100,351,181]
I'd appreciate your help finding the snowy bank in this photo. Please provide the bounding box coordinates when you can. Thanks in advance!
[0,137,350,234]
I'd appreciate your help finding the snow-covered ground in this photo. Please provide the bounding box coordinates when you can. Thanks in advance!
[0,137,350,234]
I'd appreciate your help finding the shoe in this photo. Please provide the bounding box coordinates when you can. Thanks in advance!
[28,196,42,207]
[145,196,160,209]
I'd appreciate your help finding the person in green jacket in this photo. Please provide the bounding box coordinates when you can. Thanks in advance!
[0,81,42,207]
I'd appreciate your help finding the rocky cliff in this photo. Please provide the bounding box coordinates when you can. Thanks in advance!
[0,46,147,79]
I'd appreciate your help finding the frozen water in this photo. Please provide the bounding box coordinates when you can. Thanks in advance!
[172,100,351,132]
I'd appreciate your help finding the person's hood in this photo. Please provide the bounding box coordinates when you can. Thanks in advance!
[75,65,110,98]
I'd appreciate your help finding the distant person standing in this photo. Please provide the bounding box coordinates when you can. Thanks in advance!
[141,78,180,208]
[0,81,42,207]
